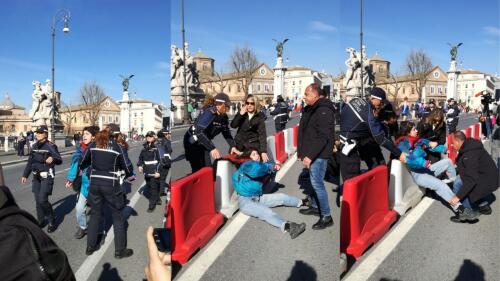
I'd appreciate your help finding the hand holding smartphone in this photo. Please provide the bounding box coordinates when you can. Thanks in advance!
[153,228,171,253]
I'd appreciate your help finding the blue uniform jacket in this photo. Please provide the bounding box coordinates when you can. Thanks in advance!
[22,140,62,178]
[184,106,235,151]
[232,161,275,197]
[66,145,90,198]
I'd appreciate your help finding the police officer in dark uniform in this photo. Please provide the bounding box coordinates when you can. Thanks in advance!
[270,95,289,132]
[137,131,164,212]
[21,125,62,233]
[156,129,172,197]
[183,92,241,173]
[80,129,134,258]
[339,87,407,181]
[445,98,460,133]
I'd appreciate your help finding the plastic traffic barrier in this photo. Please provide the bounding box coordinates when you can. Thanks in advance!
[267,135,276,162]
[293,125,299,148]
[340,165,398,259]
[463,127,471,138]
[214,160,238,218]
[274,131,288,164]
[284,128,296,156]
[472,123,481,140]
[447,134,458,164]
[388,160,425,215]
[166,167,224,264]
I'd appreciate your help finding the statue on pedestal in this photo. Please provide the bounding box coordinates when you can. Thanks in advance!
[30,80,56,127]
[170,43,201,96]
[120,74,135,92]
[273,38,289,58]
[447,42,462,61]
[343,46,374,98]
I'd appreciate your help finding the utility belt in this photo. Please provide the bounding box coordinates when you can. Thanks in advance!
[33,169,54,179]
[339,135,357,156]
[187,126,199,144]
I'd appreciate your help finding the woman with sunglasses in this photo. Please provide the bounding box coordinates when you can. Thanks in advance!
[230,94,269,162]
[184,92,242,173]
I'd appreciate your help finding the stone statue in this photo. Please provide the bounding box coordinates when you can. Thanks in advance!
[30,80,55,126]
[170,42,201,95]
[273,38,289,58]
[120,74,135,92]
[343,46,375,98]
[447,42,462,61]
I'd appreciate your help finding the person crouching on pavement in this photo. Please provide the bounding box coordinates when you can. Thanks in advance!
[232,149,307,239]
[66,125,99,239]
[449,131,499,222]
[137,131,162,213]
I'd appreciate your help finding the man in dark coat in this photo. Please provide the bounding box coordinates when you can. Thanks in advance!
[270,95,289,132]
[297,83,335,230]
[449,131,499,222]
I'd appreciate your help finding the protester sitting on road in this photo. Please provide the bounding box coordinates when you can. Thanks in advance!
[183,92,242,173]
[395,122,479,222]
[417,109,446,164]
[232,149,307,239]
[230,94,269,162]
[138,131,163,213]
[66,125,99,239]
[449,131,499,222]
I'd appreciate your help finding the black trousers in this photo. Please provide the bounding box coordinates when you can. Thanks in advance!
[146,177,160,207]
[32,177,55,224]
[159,166,169,193]
[87,183,126,251]
[184,141,211,173]
[358,141,386,170]
[275,122,286,132]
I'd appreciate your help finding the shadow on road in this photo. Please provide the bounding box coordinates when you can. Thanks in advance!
[286,260,317,281]
[97,263,123,281]
[53,193,77,225]
[453,259,485,281]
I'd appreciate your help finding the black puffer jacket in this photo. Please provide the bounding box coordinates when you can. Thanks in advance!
[230,111,267,154]
[298,98,335,161]
[455,139,498,203]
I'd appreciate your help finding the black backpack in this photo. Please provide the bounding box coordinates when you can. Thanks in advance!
[0,195,75,281]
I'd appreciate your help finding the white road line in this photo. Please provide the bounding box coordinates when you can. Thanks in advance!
[75,181,146,281]
[172,140,181,144]
[176,153,298,281]
[343,197,435,281]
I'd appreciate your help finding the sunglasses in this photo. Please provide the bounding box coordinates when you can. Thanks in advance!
[246,102,255,105]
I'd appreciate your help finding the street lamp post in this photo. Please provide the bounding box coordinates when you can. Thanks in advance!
[181,0,190,125]
[359,0,364,98]
[51,9,71,142]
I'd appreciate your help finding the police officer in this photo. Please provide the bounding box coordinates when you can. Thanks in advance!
[339,87,407,181]
[80,129,134,259]
[183,92,241,173]
[270,95,289,132]
[445,98,460,133]
[137,131,163,212]
[156,129,172,197]
[21,125,62,233]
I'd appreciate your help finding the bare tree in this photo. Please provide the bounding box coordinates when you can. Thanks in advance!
[80,81,105,126]
[60,101,78,134]
[405,49,433,101]
[230,45,259,96]
[387,69,404,103]
[206,69,229,94]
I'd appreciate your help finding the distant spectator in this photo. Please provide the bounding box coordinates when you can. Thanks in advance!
[17,132,26,156]
[400,97,410,121]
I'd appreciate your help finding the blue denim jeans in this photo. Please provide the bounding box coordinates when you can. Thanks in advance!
[76,193,87,230]
[309,158,331,217]
[453,176,491,209]
[411,159,459,209]
[238,193,301,231]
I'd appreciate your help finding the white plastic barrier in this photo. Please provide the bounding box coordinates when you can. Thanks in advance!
[214,160,238,218]
[388,160,425,215]
[267,135,276,162]
[284,128,296,156]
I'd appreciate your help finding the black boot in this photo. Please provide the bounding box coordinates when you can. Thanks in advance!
[450,205,479,223]
[147,205,156,213]
[115,248,134,259]
[299,206,320,216]
[86,244,101,256]
[478,204,492,215]
[74,227,87,239]
[312,216,334,230]
[284,222,306,239]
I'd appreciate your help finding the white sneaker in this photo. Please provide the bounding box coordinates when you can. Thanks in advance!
[442,177,456,184]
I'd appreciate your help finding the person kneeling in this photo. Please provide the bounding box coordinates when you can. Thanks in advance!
[232,150,307,239]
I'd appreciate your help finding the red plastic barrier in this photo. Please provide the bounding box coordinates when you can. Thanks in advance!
[447,134,458,164]
[223,154,250,168]
[464,127,472,138]
[473,123,481,140]
[293,125,299,148]
[166,167,224,264]
[340,165,398,259]
[275,131,288,164]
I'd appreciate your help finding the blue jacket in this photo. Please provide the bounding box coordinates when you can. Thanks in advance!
[232,161,274,197]
[66,145,90,197]
[22,140,62,178]
[396,136,447,171]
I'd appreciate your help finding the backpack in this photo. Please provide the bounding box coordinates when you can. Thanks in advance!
[0,193,75,281]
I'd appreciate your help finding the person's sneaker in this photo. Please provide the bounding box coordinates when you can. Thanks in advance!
[299,207,320,216]
[285,222,306,239]
[312,216,334,230]
[86,244,101,256]
[47,222,58,233]
[301,197,312,207]
[147,205,156,213]
[159,191,167,197]
[74,227,87,239]
[156,199,162,205]
[450,205,479,223]
[115,248,134,259]
[478,204,492,215]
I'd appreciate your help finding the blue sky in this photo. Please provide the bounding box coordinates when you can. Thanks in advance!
[0,0,170,110]
[171,0,499,78]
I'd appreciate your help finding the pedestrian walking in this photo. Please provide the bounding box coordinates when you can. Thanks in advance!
[138,131,163,212]
[156,129,172,197]
[270,95,289,132]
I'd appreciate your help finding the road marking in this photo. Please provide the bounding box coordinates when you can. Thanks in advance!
[343,197,434,281]
[172,140,181,144]
[75,181,146,281]
[176,153,297,281]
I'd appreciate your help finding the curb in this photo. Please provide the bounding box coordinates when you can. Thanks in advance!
[1,150,74,167]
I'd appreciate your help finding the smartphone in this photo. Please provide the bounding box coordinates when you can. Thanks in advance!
[153,228,171,253]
